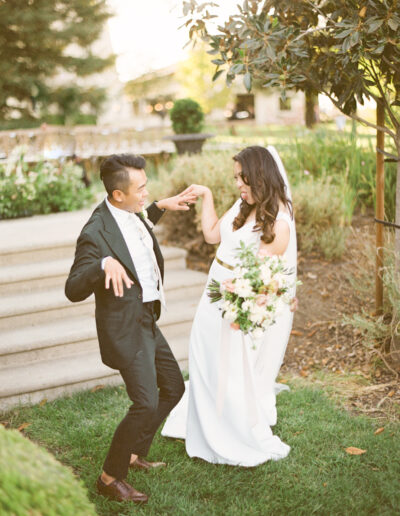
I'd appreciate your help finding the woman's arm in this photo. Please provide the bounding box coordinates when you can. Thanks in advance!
[258,219,290,257]
[185,184,222,244]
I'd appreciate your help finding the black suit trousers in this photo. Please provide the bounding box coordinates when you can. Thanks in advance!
[102,302,185,480]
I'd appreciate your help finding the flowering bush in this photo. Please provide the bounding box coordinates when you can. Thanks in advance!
[0,146,94,219]
[207,241,299,340]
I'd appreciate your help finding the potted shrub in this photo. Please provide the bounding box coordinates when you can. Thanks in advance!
[166,98,213,155]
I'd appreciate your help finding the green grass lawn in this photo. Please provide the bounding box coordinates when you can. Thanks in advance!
[2,383,399,516]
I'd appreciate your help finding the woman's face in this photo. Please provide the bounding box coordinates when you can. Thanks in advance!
[234,161,255,205]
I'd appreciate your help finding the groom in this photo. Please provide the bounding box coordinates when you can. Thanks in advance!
[65,153,194,503]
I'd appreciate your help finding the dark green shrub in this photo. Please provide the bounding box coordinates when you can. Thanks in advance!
[0,425,96,516]
[292,176,353,260]
[170,98,204,134]
[0,146,94,219]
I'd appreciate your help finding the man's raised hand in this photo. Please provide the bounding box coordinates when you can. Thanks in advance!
[104,257,134,297]
[156,188,198,211]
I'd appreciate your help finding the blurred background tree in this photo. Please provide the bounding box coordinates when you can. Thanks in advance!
[0,0,114,127]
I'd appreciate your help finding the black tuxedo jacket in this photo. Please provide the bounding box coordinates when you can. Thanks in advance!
[65,200,165,370]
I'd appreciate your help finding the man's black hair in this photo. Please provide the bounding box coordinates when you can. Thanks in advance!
[100,154,146,196]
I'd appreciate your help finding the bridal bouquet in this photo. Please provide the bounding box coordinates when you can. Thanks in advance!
[207,241,299,340]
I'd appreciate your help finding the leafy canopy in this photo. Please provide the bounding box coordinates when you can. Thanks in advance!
[184,0,400,147]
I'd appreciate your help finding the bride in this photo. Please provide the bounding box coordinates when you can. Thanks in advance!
[162,145,297,466]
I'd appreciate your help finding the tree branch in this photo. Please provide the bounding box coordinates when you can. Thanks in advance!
[321,89,397,141]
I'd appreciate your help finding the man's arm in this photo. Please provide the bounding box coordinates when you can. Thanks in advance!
[65,232,104,302]
[146,189,198,225]
[146,201,167,226]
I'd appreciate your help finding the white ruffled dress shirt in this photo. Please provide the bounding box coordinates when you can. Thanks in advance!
[103,197,160,303]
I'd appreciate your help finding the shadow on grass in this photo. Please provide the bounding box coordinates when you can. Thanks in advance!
[2,383,399,515]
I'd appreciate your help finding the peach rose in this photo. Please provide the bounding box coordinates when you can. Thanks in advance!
[222,279,235,293]
[230,322,240,331]
[255,294,269,306]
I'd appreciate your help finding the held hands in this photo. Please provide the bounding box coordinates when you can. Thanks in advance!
[104,257,133,297]
[156,188,198,211]
[183,184,211,198]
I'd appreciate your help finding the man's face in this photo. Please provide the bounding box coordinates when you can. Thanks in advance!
[113,168,149,213]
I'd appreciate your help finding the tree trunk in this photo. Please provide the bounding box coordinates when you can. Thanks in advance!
[392,138,400,368]
[375,102,385,315]
[305,89,319,128]
[396,149,400,276]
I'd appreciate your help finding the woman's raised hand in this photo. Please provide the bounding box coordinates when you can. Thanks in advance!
[182,184,211,198]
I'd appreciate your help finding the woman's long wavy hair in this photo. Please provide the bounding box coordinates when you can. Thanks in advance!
[232,146,293,244]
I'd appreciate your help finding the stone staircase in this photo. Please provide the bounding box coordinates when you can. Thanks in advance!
[0,208,207,411]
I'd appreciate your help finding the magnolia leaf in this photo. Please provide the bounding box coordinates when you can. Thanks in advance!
[243,72,252,92]
[374,427,385,435]
[366,19,384,33]
[388,18,399,31]
[345,447,366,455]
[39,398,47,406]
[230,63,245,74]
[212,69,224,81]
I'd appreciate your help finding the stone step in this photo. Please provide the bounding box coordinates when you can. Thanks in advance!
[0,268,205,330]
[0,299,197,369]
[0,289,94,331]
[0,207,165,267]
[0,210,92,267]
[0,246,187,295]
[0,337,189,410]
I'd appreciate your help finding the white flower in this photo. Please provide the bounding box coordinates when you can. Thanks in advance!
[241,299,253,312]
[223,305,238,322]
[234,278,253,298]
[141,208,154,228]
[249,303,266,324]
[221,299,232,311]
[251,327,265,340]
[262,314,274,329]
[260,263,272,284]
[273,272,286,289]
[233,266,246,279]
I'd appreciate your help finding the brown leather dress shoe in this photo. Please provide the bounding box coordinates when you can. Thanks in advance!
[129,456,167,471]
[96,476,148,503]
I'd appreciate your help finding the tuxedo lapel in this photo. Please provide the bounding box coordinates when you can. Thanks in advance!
[98,201,141,286]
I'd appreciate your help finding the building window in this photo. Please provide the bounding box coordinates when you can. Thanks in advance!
[279,97,291,111]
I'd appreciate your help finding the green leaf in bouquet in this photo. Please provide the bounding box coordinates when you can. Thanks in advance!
[207,278,222,303]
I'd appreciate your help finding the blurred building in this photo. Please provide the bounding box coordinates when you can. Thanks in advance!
[124,64,306,129]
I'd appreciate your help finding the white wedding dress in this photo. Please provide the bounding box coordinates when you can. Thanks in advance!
[162,146,296,466]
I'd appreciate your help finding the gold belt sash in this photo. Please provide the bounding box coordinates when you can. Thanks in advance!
[215,256,235,271]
